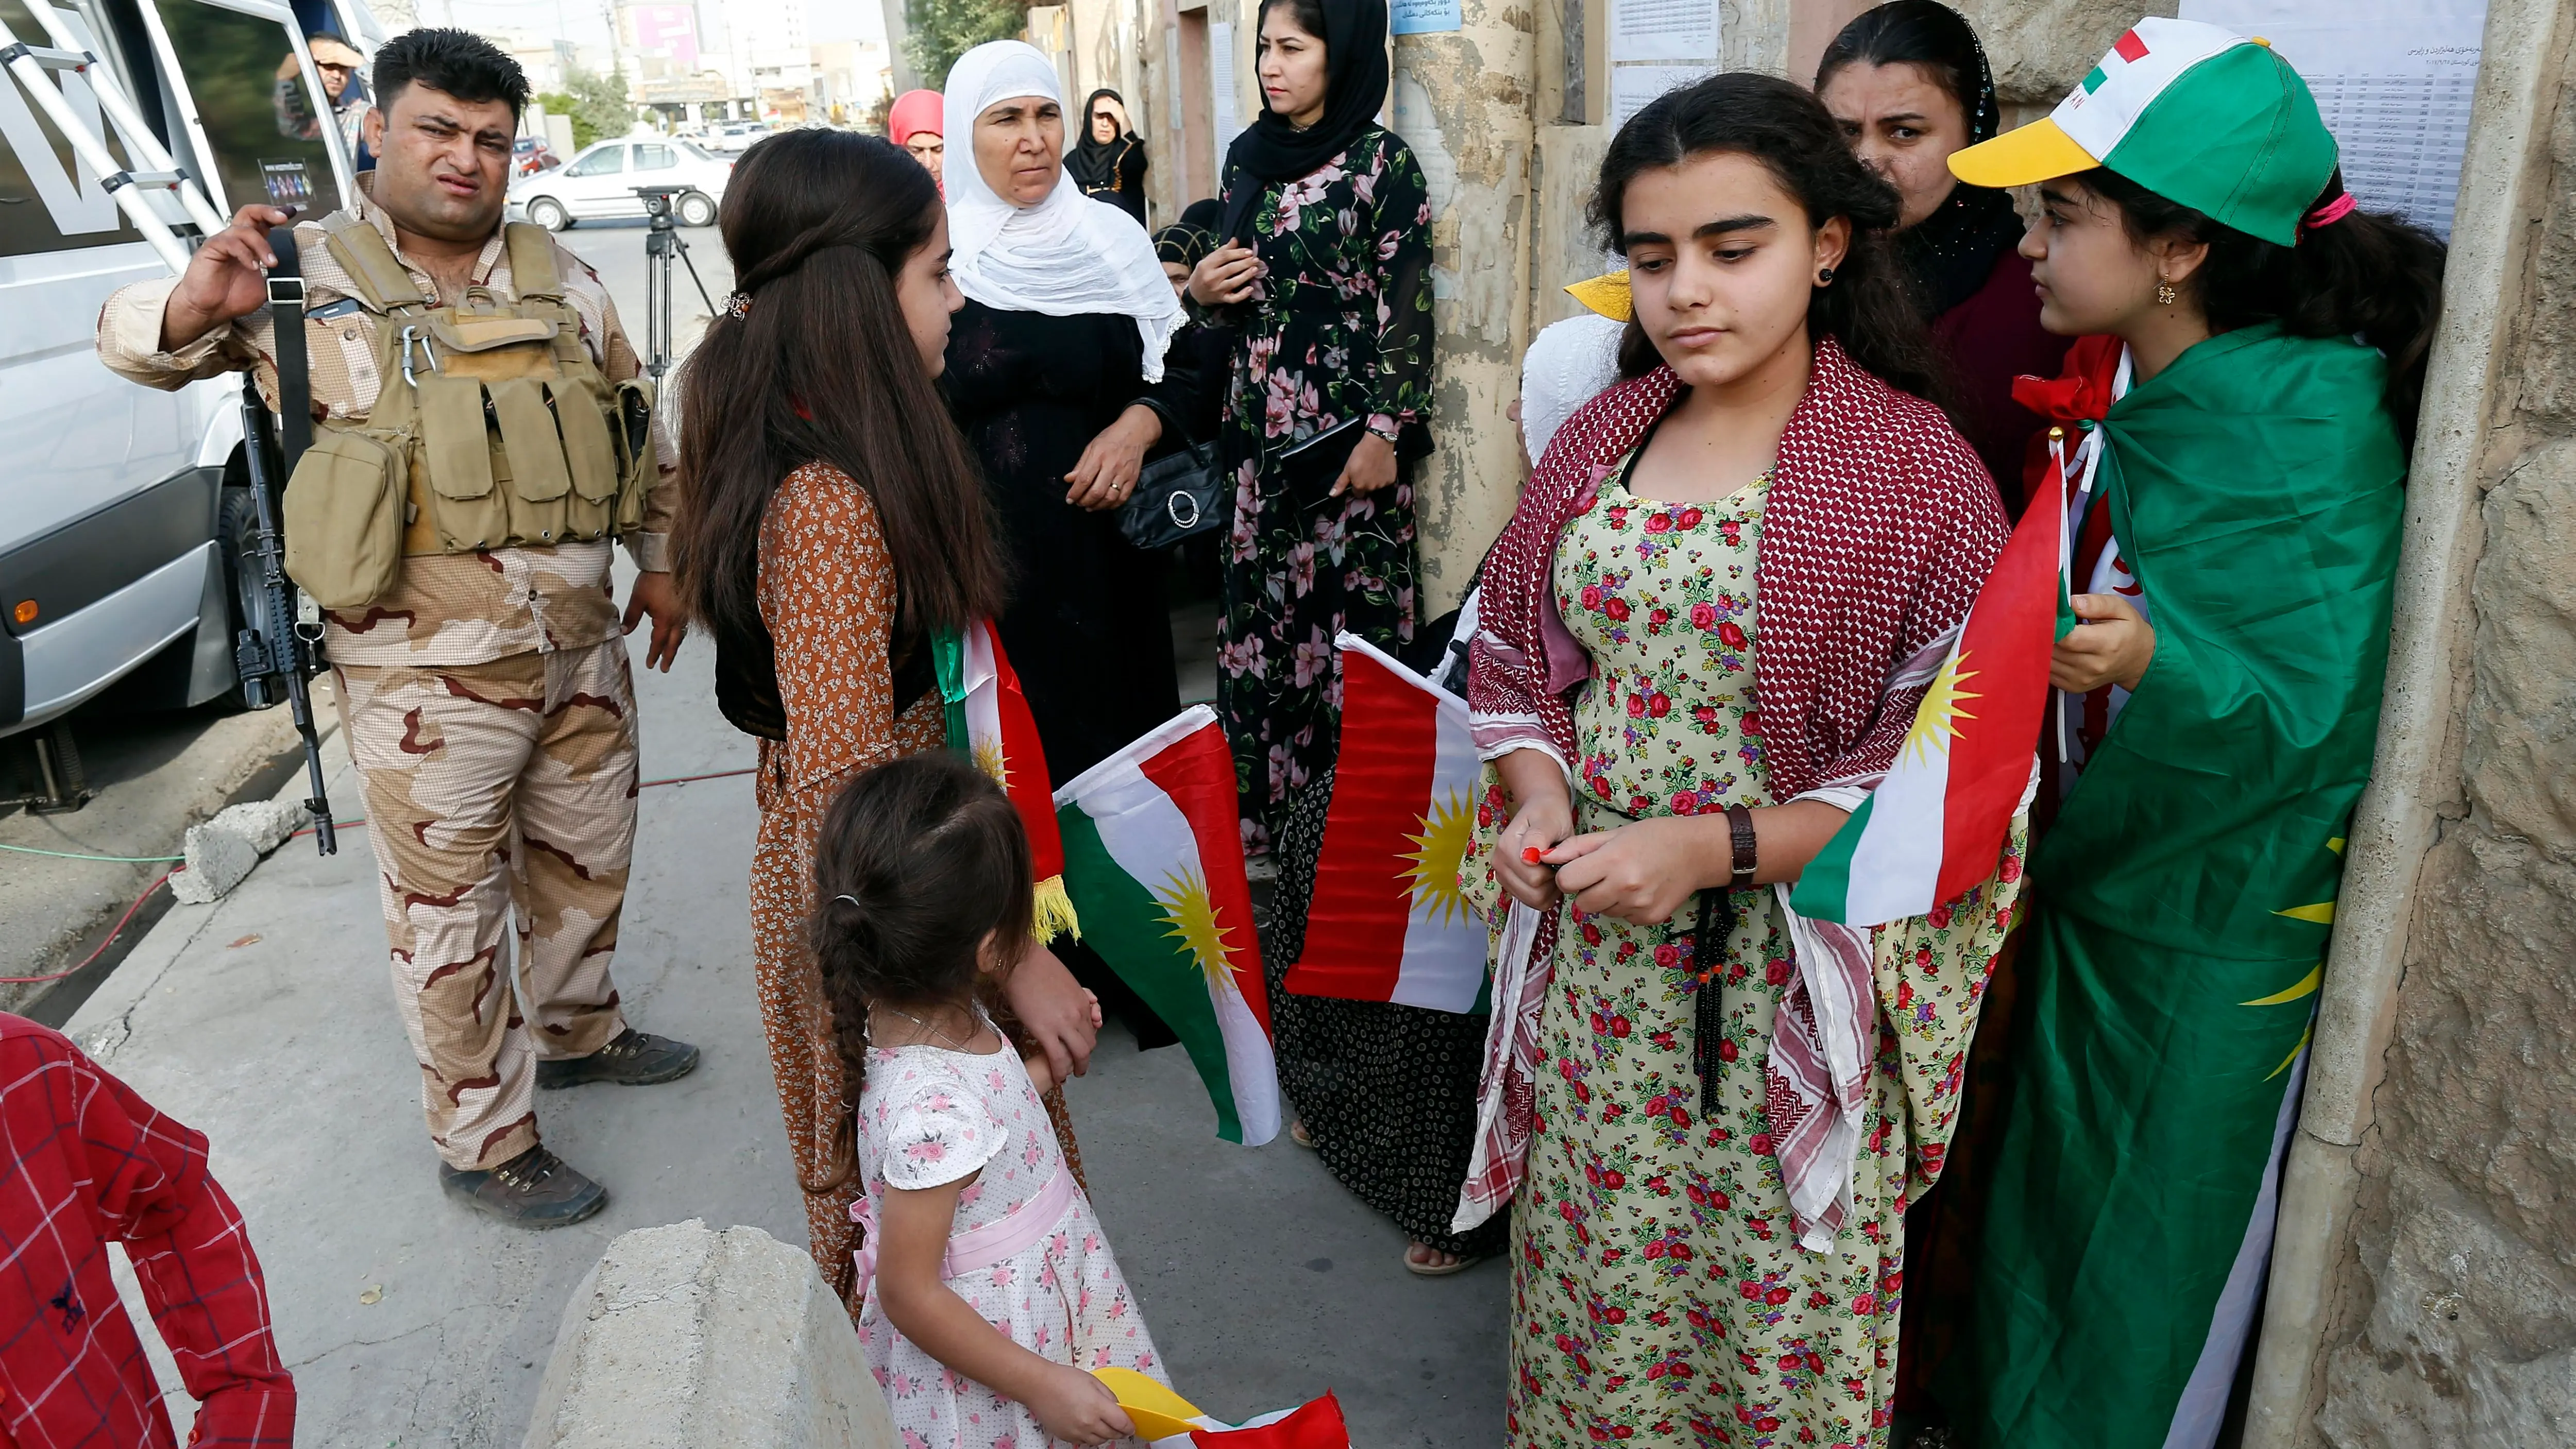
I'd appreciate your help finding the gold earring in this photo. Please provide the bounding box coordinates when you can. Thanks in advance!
[2156,279,2178,306]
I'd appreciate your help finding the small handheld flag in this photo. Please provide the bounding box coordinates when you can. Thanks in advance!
[1055,707,1280,1146]
[936,620,1079,940]
[1791,448,2064,927]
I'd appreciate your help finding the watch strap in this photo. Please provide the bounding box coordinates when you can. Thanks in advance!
[1724,804,1757,890]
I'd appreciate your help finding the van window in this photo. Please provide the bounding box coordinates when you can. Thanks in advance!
[564,144,624,177]
[0,0,148,257]
[150,0,342,217]
[633,143,675,171]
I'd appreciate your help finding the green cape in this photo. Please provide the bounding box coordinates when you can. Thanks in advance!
[1962,323,2406,1448]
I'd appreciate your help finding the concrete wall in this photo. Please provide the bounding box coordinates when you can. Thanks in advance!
[2245,1,2576,1443]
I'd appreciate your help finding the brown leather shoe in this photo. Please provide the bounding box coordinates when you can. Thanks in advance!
[535,1028,701,1090]
[438,1145,606,1228]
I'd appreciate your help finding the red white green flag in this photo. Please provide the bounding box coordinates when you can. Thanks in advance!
[939,620,1078,940]
[1791,447,2066,926]
[1054,707,1280,1145]
[1283,634,1487,1014]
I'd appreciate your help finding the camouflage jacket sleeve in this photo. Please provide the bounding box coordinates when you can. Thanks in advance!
[95,277,271,395]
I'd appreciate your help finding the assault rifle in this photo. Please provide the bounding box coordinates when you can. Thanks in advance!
[231,225,335,855]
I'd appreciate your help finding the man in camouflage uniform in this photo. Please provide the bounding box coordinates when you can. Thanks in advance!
[97,29,696,1228]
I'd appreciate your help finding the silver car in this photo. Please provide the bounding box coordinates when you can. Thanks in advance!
[508,137,732,230]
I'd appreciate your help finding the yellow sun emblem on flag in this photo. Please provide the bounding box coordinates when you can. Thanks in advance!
[2243,837,2345,1079]
[1902,650,1980,766]
[1152,865,1239,991]
[972,732,1009,792]
[1399,788,1477,926]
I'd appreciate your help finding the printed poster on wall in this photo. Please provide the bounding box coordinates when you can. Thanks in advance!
[1390,0,1462,37]
[1606,0,1719,125]
[2179,0,2485,238]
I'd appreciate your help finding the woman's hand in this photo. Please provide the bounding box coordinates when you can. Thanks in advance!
[1331,430,1400,498]
[1546,816,1723,926]
[1002,944,1098,1083]
[1189,242,1263,306]
[1064,404,1162,511]
[1024,1363,1137,1446]
[1495,751,1574,910]
[2054,592,2156,693]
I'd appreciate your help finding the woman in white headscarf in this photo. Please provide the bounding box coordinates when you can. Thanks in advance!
[939,40,1195,1046]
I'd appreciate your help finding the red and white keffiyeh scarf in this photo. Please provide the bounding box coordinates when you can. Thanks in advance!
[1456,339,2007,1248]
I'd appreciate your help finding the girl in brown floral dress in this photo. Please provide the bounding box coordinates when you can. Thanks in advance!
[671,130,1103,1303]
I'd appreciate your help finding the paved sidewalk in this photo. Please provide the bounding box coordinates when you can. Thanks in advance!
[75,591,1504,1448]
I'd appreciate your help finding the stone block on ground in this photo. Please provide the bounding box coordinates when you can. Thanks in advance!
[522,1219,897,1449]
[171,824,255,905]
[207,799,313,855]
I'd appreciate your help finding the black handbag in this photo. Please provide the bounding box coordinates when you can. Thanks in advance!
[1119,440,1226,551]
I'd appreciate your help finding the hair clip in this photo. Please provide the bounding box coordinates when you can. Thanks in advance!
[834,892,860,907]
[725,291,754,319]
[2298,192,2358,239]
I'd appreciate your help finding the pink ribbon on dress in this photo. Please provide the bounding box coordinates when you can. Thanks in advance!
[850,1163,1080,1306]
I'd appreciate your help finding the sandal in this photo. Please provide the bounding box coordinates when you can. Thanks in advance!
[1403,1241,1480,1277]
[1289,1119,1316,1150]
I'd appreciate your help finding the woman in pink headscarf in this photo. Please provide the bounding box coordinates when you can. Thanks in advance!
[887,89,944,189]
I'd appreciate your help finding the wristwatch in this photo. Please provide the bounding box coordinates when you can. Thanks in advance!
[1723,804,1757,891]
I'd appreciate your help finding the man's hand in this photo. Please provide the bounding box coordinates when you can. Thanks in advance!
[620,569,688,672]
[1331,430,1400,498]
[1003,944,1098,1084]
[2053,592,2156,694]
[162,204,297,352]
[1064,404,1161,512]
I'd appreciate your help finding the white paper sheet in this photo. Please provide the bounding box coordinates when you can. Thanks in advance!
[1608,65,1714,126]
[1210,20,1242,158]
[1609,0,1718,64]
[2179,0,2486,238]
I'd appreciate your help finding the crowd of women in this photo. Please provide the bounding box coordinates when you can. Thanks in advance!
[657,2,2445,1446]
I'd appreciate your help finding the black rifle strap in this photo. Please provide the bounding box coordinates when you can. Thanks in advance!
[265,225,311,471]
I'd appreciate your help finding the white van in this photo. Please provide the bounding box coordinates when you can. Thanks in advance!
[0,0,369,782]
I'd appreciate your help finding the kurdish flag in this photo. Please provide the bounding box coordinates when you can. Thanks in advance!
[1283,634,1487,1014]
[938,620,1078,941]
[1054,707,1280,1146]
[1094,1369,1352,1449]
[1790,442,2065,927]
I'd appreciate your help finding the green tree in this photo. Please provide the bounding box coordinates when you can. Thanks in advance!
[536,65,636,151]
[903,0,1028,91]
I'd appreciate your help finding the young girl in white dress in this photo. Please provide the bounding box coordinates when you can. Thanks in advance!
[809,752,1167,1447]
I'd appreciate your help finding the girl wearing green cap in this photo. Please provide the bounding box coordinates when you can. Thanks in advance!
[1937,19,2444,1449]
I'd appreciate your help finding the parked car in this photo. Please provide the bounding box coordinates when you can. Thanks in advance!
[512,134,558,175]
[507,137,730,229]
[698,120,770,154]
[1,0,370,771]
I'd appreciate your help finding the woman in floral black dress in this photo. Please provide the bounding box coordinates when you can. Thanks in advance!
[1188,0,1434,859]
[1193,0,1478,1277]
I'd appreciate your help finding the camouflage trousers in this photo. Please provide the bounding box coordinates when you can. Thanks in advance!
[335,639,637,1170]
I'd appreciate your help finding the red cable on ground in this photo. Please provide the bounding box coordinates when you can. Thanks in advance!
[12,766,761,987]
[1,870,176,984]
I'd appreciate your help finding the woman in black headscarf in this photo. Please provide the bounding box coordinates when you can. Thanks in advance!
[1065,88,1149,226]
[1817,0,2070,512]
[1185,0,1433,858]
[1185,0,1467,1277]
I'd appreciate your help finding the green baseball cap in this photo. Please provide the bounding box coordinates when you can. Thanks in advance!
[1948,17,2338,245]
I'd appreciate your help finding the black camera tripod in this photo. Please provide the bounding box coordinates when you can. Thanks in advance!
[635,184,717,379]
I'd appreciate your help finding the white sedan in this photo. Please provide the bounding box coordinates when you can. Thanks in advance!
[509,137,732,230]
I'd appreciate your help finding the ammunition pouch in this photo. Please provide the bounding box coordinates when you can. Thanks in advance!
[279,213,653,609]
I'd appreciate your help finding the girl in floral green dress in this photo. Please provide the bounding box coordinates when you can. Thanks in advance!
[1188,0,1434,854]
[1462,76,2023,1447]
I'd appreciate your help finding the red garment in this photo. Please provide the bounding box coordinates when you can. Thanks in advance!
[0,1015,292,1449]
[1931,248,2074,517]
[887,89,943,145]
[1460,337,2009,1224]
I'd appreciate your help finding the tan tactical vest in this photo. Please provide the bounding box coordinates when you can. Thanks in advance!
[280,214,655,609]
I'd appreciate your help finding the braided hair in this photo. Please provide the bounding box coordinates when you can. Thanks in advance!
[804,752,1037,1196]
